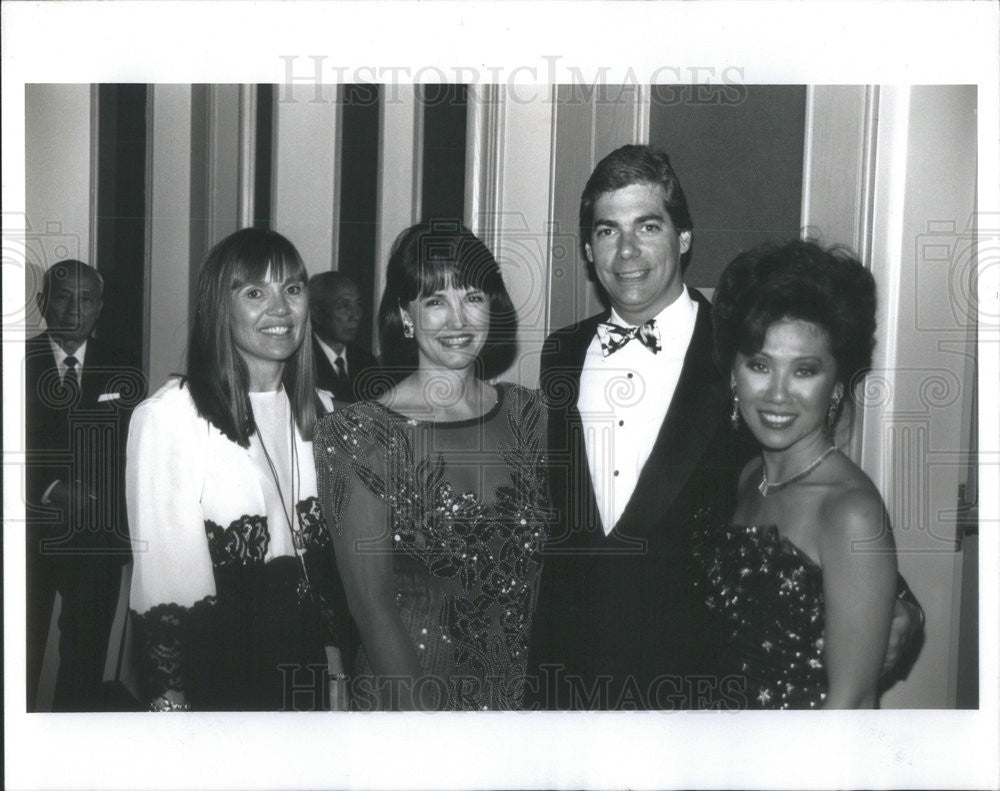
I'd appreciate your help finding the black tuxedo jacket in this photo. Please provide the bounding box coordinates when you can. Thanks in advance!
[24,332,146,709]
[526,289,750,710]
[312,336,382,403]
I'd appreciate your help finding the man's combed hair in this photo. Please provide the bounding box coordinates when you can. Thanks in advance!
[579,144,694,269]
[711,239,877,401]
[377,221,518,382]
[186,227,317,447]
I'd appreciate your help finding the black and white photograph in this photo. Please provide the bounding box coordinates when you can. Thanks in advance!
[3,2,998,789]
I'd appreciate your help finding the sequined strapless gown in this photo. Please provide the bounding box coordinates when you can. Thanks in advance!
[692,520,829,709]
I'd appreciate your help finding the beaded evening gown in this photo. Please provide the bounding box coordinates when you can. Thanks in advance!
[691,514,829,709]
[314,383,548,710]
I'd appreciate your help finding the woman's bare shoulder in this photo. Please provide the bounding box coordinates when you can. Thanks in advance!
[818,459,893,553]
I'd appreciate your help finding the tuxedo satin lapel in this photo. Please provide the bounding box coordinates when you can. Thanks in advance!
[613,294,727,538]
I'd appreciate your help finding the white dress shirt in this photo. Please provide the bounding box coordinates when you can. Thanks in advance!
[577,289,698,534]
[48,336,88,384]
[315,335,348,376]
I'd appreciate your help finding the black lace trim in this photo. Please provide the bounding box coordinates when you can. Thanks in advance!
[132,597,215,701]
[205,497,329,565]
[205,514,269,566]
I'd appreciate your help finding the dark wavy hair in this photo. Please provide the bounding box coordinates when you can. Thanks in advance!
[377,221,518,381]
[579,144,694,270]
[712,239,877,405]
[186,227,317,446]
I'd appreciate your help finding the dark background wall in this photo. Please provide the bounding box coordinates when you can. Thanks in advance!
[649,85,807,290]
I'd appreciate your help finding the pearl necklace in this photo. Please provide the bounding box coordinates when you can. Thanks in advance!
[759,445,837,497]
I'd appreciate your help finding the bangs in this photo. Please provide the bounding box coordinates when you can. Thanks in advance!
[408,237,501,300]
[229,238,306,289]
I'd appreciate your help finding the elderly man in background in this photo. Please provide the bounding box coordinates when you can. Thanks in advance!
[309,271,381,403]
[25,259,145,711]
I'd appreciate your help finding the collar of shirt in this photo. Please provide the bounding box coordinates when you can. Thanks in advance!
[48,336,88,373]
[315,335,347,372]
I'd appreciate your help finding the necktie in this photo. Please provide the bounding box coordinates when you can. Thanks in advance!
[63,355,80,385]
[63,355,81,401]
[596,319,661,356]
[334,356,347,380]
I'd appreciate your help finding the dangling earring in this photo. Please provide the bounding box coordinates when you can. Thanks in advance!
[401,312,415,339]
[730,384,740,430]
[827,389,843,431]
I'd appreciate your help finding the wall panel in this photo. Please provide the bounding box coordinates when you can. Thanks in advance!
[146,85,194,391]
[24,84,94,335]
[273,83,339,275]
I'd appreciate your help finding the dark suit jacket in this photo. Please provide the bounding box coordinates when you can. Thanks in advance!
[25,332,146,710]
[526,289,750,710]
[312,336,382,403]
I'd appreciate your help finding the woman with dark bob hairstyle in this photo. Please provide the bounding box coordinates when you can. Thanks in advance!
[698,239,899,709]
[314,221,549,710]
[128,228,349,711]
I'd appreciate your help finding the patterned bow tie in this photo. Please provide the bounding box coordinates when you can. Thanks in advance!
[596,319,661,356]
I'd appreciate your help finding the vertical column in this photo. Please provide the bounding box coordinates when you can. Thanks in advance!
[547,84,649,335]
[800,85,878,457]
[145,85,194,392]
[863,86,980,709]
[800,85,878,259]
[465,84,504,244]
[466,84,558,387]
[237,84,257,229]
[373,84,421,328]
[272,82,339,274]
[493,86,554,388]
[189,83,242,270]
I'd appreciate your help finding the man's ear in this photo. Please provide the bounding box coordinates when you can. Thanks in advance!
[35,292,45,315]
[583,242,594,263]
[679,230,692,254]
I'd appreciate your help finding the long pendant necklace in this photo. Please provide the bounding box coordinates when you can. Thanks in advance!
[759,445,837,497]
[255,395,313,601]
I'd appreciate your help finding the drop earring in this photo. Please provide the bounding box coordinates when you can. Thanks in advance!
[730,384,740,430]
[401,312,415,339]
[827,389,843,431]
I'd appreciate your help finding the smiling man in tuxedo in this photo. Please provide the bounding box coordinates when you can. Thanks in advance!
[26,259,145,710]
[526,145,920,711]
[309,271,381,403]
[526,145,745,710]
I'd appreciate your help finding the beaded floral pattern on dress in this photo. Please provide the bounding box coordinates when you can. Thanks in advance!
[317,384,548,710]
[691,514,828,709]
